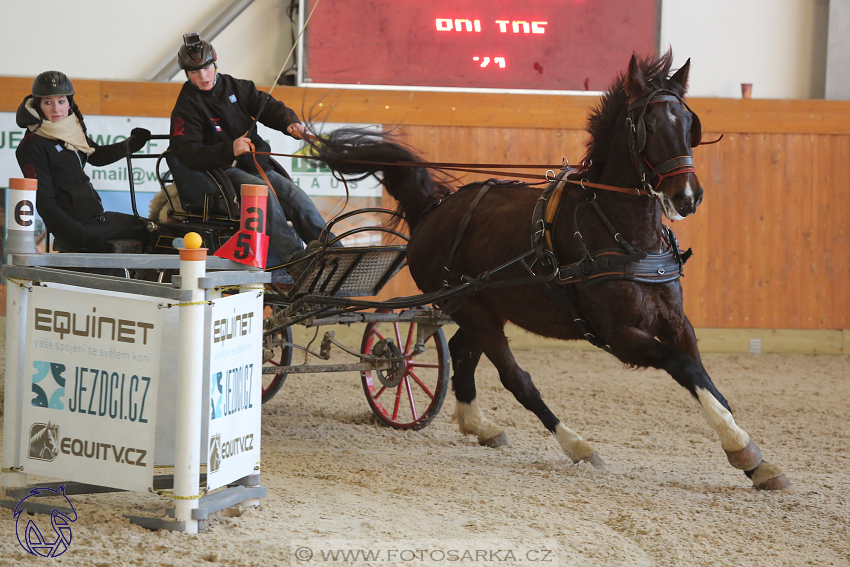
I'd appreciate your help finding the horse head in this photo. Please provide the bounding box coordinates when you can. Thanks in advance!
[624,54,703,221]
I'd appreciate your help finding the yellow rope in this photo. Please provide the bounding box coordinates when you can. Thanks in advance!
[5,278,34,291]
[158,300,211,309]
[213,285,265,294]
[1,466,24,473]
[151,487,207,500]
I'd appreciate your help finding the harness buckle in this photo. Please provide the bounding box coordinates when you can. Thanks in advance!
[545,169,555,182]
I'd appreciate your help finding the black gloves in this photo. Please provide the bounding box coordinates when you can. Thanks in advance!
[127,128,152,152]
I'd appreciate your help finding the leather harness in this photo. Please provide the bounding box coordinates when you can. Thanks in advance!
[434,89,698,350]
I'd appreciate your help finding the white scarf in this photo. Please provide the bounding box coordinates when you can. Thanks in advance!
[26,98,95,155]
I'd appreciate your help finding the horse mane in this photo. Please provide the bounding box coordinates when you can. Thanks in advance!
[578,49,682,176]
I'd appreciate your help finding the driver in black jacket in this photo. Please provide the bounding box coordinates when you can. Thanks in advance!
[169,33,334,266]
[15,71,151,252]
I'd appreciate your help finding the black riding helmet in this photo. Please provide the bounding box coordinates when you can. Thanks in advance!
[32,71,74,97]
[177,32,217,71]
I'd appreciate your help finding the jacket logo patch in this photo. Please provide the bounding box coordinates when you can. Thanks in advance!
[173,117,185,136]
[54,144,64,152]
[23,165,37,179]
[211,117,222,132]
[229,94,237,103]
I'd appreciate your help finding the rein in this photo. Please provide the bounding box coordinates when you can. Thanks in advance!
[248,150,653,196]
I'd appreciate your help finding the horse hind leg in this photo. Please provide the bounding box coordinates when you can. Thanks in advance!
[449,328,508,447]
[451,310,604,467]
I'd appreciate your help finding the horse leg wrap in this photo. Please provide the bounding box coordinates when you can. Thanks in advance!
[554,424,605,468]
[570,441,606,468]
[725,440,763,470]
[453,400,506,447]
[749,462,794,491]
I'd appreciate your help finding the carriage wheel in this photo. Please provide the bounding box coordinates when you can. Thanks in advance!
[262,323,293,404]
[360,310,450,430]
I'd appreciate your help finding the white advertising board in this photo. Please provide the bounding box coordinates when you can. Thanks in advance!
[0,112,382,198]
[205,291,263,490]
[21,286,163,492]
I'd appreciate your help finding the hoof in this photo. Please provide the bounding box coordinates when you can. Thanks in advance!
[756,474,794,492]
[726,440,763,471]
[579,453,607,469]
[479,433,509,448]
[751,462,794,492]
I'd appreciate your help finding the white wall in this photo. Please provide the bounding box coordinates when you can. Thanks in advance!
[0,0,295,86]
[0,0,831,99]
[661,0,829,98]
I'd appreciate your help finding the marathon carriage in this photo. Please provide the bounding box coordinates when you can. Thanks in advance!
[114,134,457,431]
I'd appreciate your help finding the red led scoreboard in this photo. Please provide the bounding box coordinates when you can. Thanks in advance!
[299,0,659,91]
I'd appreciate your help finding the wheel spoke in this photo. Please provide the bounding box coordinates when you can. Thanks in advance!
[392,321,403,352]
[392,383,403,420]
[407,369,434,399]
[403,321,415,354]
[404,376,419,421]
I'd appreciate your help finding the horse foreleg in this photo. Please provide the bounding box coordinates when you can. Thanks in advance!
[452,310,604,467]
[612,325,791,490]
[449,328,508,447]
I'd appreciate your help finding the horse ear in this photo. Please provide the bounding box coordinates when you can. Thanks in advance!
[626,54,648,98]
[670,58,691,93]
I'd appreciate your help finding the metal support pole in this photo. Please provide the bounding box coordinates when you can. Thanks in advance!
[172,247,207,533]
[2,178,37,490]
[3,279,28,489]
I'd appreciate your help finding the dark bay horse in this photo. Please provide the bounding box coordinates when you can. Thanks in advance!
[309,52,791,490]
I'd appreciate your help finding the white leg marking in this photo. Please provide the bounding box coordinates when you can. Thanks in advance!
[554,423,596,462]
[453,399,504,442]
[696,388,750,452]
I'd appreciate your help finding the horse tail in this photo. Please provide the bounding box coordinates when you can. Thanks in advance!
[306,127,451,230]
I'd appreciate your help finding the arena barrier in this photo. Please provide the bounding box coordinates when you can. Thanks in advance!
[2,180,270,534]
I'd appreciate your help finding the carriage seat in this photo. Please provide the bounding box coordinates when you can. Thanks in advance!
[161,151,294,224]
[163,152,240,222]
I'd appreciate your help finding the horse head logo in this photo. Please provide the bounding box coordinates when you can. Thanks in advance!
[29,422,60,462]
[13,485,77,557]
[209,434,222,473]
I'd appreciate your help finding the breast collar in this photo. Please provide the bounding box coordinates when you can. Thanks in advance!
[531,168,692,287]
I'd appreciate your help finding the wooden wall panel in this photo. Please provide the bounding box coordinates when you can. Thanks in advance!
[377,127,850,330]
[1,77,847,329]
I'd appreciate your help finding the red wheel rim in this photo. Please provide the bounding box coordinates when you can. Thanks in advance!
[362,312,446,428]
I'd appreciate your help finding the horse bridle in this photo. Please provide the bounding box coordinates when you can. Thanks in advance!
[626,89,702,193]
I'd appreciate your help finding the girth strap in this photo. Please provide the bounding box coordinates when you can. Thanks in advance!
[444,179,498,284]
[543,282,612,352]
